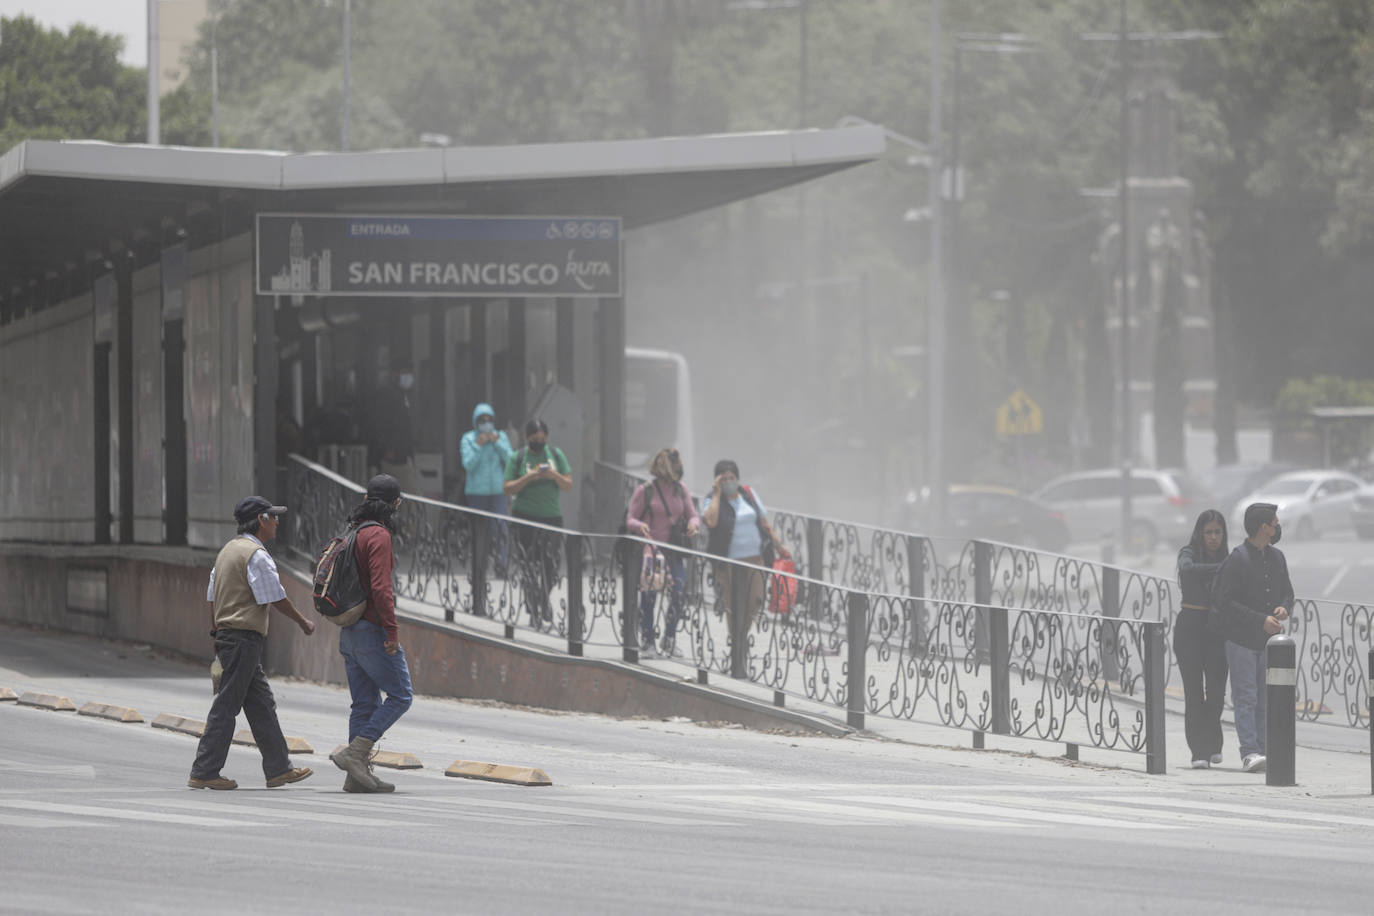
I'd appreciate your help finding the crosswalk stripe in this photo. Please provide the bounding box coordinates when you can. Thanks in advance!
[0,812,111,829]
[1106,795,1374,829]
[279,793,576,826]
[678,794,1033,829]
[151,797,418,828]
[835,795,1172,831]
[0,799,266,828]
[963,794,1321,831]
[417,793,735,827]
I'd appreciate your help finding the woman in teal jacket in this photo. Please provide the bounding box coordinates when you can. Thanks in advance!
[460,402,513,573]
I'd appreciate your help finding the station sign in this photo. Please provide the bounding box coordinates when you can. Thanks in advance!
[255,213,621,299]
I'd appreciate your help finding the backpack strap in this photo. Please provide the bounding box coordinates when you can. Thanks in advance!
[652,480,679,525]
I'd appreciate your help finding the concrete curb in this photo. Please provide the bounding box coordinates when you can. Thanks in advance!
[330,745,423,769]
[0,686,17,701]
[151,713,206,737]
[234,730,314,754]
[445,760,552,786]
[78,702,143,723]
[17,692,77,711]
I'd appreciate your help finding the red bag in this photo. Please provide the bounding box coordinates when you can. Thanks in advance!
[769,557,798,614]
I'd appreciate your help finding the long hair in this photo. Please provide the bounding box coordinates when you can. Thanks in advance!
[347,497,398,533]
[648,448,681,482]
[1187,509,1228,560]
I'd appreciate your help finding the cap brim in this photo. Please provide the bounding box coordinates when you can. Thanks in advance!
[267,506,288,515]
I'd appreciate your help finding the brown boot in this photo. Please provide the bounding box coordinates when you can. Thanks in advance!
[187,775,238,790]
[266,767,313,788]
[330,736,381,791]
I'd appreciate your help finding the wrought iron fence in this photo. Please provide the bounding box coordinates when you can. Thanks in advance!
[592,461,1373,734]
[284,454,1168,770]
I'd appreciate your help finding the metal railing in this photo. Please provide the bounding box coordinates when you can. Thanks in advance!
[595,461,1374,733]
[285,454,1167,770]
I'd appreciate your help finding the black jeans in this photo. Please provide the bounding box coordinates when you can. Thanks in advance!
[1172,609,1229,761]
[512,511,562,625]
[190,629,291,780]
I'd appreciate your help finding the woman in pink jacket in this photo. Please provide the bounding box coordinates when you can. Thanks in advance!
[625,448,700,658]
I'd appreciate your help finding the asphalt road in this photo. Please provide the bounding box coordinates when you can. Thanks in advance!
[3,626,1374,915]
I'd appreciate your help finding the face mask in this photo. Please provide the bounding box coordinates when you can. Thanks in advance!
[398,373,415,390]
[478,421,494,434]
[528,441,546,454]
[722,480,740,498]
[1270,522,1282,545]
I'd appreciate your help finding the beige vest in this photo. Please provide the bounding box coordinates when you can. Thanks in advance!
[211,537,271,635]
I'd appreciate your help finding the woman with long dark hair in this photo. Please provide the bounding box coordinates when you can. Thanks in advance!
[1175,508,1230,769]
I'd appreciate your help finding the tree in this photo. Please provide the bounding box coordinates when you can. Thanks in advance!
[0,15,144,151]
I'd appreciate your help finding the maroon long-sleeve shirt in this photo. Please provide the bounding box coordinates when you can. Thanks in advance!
[353,524,398,642]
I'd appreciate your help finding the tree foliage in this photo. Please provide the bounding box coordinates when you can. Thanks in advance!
[0,15,143,151]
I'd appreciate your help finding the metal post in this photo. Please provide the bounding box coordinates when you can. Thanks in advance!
[565,534,584,657]
[907,535,928,657]
[1144,622,1167,774]
[1100,564,1122,683]
[989,604,1009,735]
[973,540,991,661]
[927,0,946,534]
[847,591,868,729]
[470,515,487,619]
[147,0,159,144]
[341,0,352,151]
[1368,648,1373,795]
[1266,634,1297,787]
[210,43,219,147]
[1117,0,1133,555]
[623,537,640,663]
[729,561,750,680]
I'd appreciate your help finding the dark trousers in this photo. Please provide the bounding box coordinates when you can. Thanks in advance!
[190,629,291,780]
[512,511,562,624]
[1172,609,1229,761]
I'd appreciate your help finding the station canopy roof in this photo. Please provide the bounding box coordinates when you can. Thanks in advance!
[0,126,884,301]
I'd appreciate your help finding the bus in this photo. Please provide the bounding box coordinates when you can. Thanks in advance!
[625,347,694,484]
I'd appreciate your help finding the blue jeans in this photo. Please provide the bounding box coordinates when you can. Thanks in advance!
[339,619,414,743]
[1225,641,1267,759]
[639,553,686,646]
[466,492,509,572]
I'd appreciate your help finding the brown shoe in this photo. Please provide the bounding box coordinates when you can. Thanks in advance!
[266,767,313,788]
[188,775,238,790]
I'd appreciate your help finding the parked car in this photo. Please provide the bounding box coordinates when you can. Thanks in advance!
[1199,461,1301,518]
[901,485,1071,551]
[1351,484,1374,539]
[1229,470,1365,540]
[1031,468,1210,552]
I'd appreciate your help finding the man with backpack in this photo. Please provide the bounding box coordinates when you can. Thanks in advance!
[327,474,414,793]
[188,496,316,790]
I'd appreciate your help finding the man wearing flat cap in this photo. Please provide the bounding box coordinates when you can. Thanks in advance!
[187,496,316,790]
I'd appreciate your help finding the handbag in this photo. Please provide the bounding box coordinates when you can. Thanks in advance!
[640,544,668,593]
[769,556,798,614]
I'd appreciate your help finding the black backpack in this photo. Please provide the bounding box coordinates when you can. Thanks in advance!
[311,521,381,627]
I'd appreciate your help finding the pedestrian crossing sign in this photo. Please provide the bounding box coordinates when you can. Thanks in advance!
[996,389,1043,437]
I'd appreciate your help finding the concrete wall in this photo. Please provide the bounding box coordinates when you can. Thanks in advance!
[0,542,843,735]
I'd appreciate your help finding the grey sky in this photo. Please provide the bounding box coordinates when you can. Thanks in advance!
[0,1,147,64]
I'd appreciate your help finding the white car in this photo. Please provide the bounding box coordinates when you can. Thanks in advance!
[1229,470,1365,541]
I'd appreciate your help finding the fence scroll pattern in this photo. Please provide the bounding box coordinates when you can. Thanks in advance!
[285,455,1169,767]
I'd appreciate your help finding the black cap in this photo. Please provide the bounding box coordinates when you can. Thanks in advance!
[234,496,287,525]
[365,474,402,502]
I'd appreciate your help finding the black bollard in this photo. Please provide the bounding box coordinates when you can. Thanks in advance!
[1265,634,1297,787]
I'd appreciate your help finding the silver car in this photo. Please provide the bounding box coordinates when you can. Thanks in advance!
[1032,468,1209,551]
[1230,470,1365,541]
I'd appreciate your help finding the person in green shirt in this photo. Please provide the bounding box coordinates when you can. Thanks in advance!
[503,419,572,626]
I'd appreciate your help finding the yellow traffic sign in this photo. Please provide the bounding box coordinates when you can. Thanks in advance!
[996,389,1042,437]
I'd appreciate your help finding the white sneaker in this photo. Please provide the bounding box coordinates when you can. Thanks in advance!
[1190,758,1210,769]
[1242,753,1267,773]
[1209,753,1223,766]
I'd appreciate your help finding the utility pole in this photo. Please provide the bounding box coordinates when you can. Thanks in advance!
[1117,0,1132,554]
[210,8,219,147]
[342,0,352,151]
[927,0,945,532]
[147,0,159,144]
